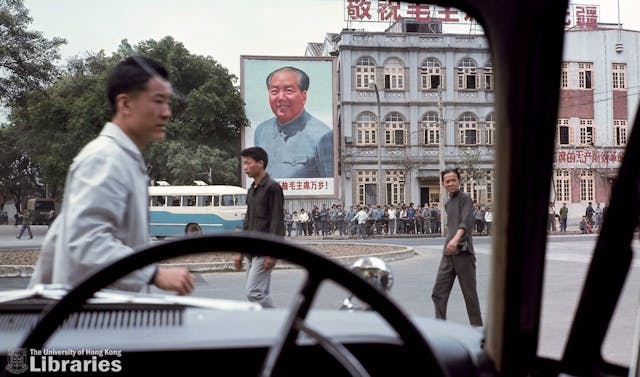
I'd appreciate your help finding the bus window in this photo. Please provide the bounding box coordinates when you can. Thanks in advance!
[151,196,165,206]
[213,196,220,206]
[236,194,247,206]
[222,195,234,206]
[183,196,196,206]
[197,195,212,207]
[167,196,180,206]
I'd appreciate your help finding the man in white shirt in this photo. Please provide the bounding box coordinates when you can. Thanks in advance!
[30,56,194,294]
[351,206,369,239]
[298,209,310,236]
[387,206,397,235]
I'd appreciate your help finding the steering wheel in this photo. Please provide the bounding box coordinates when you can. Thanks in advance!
[20,232,446,377]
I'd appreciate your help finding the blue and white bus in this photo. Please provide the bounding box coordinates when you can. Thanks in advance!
[148,185,247,238]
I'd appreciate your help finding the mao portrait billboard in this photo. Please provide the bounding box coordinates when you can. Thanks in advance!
[241,56,337,197]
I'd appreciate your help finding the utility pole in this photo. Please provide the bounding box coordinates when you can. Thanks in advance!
[369,80,383,206]
[437,86,447,237]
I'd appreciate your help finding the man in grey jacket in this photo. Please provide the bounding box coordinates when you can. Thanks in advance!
[30,56,194,294]
[431,168,483,327]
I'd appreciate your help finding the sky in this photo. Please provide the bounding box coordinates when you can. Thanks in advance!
[21,0,640,79]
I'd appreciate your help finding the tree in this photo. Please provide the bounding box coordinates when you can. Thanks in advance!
[162,142,239,185]
[8,36,248,197]
[0,126,43,211]
[0,0,65,207]
[135,37,248,153]
[8,53,111,200]
[0,0,66,107]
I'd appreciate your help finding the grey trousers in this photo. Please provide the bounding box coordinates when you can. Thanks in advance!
[431,253,483,327]
[245,256,274,308]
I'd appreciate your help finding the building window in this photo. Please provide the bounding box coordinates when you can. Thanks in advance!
[579,171,594,202]
[578,119,594,145]
[357,170,378,206]
[383,58,404,90]
[577,62,593,89]
[384,112,406,146]
[486,170,494,204]
[484,64,493,90]
[420,112,439,145]
[355,112,378,146]
[614,119,627,146]
[457,58,477,90]
[420,57,442,90]
[485,113,495,145]
[385,170,405,205]
[554,170,571,203]
[560,63,568,88]
[458,112,478,145]
[461,171,479,203]
[557,118,572,145]
[355,57,376,90]
[612,63,626,89]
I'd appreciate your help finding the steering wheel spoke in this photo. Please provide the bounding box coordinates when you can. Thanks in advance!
[259,272,322,377]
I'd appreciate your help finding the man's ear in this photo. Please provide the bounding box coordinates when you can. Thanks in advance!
[115,93,133,115]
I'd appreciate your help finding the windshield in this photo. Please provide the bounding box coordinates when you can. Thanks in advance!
[2,0,639,373]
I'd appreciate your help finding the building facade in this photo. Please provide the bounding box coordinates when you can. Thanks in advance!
[312,20,495,210]
[303,21,638,225]
[553,25,638,222]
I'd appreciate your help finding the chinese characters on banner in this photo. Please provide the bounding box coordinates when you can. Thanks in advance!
[345,1,599,29]
[345,0,475,23]
[555,149,624,166]
[565,4,599,29]
[276,178,335,197]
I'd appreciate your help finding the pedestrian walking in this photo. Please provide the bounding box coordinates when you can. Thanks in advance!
[234,146,285,308]
[431,168,483,327]
[29,56,194,294]
[16,210,33,239]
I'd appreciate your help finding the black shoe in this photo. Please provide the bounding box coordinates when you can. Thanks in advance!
[29,236,33,239]
[15,236,20,239]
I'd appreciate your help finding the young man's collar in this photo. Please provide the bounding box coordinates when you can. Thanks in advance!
[252,172,270,188]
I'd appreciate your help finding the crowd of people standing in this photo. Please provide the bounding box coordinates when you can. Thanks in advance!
[283,202,447,238]
[548,201,607,234]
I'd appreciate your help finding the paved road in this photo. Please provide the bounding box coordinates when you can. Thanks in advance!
[1,227,638,366]
[0,224,48,250]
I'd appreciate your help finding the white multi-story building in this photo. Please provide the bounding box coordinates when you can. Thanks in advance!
[311,19,495,209]
[305,20,638,224]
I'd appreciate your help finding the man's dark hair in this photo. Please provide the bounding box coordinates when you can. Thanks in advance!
[265,66,310,91]
[440,168,461,180]
[241,146,269,169]
[106,56,169,114]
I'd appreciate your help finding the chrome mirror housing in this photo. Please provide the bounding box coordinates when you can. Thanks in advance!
[350,256,393,293]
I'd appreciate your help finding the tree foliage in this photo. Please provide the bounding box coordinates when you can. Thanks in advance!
[0,0,66,107]
[3,33,248,206]
[0,0,64,208]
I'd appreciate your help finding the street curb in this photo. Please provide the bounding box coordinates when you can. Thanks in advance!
[0,246,415,277]
[0,265,34,278]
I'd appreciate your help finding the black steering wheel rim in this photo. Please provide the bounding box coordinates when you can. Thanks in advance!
[20,232,446,377]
